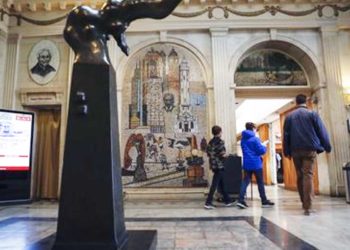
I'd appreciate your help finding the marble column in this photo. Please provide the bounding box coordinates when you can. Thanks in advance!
[210,28,236,153]
[321,26,350,196]
[0,29,7,105]
[2,34,21,109]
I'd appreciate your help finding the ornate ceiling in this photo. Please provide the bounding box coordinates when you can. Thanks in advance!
[0,0,349,13]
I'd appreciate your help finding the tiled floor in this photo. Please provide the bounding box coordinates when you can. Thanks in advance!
[0,186,349,249]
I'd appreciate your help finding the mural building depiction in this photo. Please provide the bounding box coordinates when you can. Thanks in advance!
[235,50,308,86]
[121,44,208,188]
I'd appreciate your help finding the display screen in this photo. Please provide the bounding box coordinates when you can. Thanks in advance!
[0,109,34,203]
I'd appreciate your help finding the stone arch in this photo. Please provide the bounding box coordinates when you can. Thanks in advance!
[229,35,325,90]
[117,37,211,90]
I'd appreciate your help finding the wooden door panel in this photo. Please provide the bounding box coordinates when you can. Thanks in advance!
[258,124,272,185]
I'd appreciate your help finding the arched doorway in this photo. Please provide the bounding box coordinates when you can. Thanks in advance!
[232,40,323,194]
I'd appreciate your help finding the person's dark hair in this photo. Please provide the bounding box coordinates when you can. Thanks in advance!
[245,122,256,131]
[212,125,222,136]
[296,94,307,105]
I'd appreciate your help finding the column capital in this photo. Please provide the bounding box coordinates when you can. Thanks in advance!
[320,25,339,36]
[7,33,21,43]
[159,31,167,42]
[210,28,228,37]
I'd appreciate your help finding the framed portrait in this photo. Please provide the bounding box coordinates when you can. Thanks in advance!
[28,40,60,85]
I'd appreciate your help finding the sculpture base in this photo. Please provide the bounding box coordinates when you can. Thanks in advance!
[53,63,127,248]
[28,230,157,250]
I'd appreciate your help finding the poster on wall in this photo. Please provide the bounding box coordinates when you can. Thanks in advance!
[121,44,209,188]
[0,109,34,203]
[235,50,308,87]
[28,40,60,85]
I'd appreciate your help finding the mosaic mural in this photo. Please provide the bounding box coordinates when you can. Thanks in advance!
[235,50,308,87]
[121,44,208,188]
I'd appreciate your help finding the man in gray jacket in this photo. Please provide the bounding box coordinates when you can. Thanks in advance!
[283,94,331,215]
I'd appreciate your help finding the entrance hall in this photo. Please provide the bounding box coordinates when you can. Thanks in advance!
[1,0,350,249]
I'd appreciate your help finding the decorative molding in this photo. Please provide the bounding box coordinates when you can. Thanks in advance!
[0,8,68,26]
[0,4,349,26]
[209,27,228,36]
[172,5,350,18]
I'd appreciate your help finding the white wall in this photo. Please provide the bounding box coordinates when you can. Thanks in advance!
[1,2,350,195]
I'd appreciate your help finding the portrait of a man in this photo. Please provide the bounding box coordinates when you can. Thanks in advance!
[163,93,175,112]
[30,49,56,77]
[28,40,60,85]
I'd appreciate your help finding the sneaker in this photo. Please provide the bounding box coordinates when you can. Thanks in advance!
[224,202,235,207]
[262,200,275,208]
[304,210,310,216]
[236,200,248,209]
[204,203,216,209]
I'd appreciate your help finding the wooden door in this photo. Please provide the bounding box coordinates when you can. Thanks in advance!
[280,105,319,194]
[258,124,272,185]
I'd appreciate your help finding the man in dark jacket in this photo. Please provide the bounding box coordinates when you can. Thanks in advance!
[283,94,331,215]
[237,122,275,209]
[204,125,234,209]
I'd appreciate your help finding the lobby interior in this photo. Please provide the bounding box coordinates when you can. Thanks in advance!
[1,0,350,249]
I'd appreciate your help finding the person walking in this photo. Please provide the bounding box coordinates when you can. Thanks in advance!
[283,94,331,215]
[204,125,234,209]
[236,122,275,209]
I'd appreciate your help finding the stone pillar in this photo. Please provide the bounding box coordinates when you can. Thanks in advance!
[321,25,350,196]
[2,34,21,109]
[210,28,236,153]
[0,29,7,105]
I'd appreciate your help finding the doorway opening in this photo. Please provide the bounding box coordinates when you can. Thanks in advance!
[235,97,320,194]
[32,108,61,200]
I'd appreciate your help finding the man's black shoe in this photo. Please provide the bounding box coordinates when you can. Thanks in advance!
[262,200,275,208]
[236,200,248,209]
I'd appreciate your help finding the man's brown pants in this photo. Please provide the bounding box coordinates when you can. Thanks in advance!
[292,150,317,210]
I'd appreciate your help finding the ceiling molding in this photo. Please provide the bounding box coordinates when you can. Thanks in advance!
[1,4,349,27]
[1,0,350,13]
[172,4,350,18]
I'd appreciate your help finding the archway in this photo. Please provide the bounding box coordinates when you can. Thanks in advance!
[232,39,324,194]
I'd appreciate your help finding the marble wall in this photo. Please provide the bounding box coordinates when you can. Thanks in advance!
[0,2,350,195]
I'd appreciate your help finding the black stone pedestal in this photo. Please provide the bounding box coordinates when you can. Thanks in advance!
[28,231,157,250]
[50,63,156,249]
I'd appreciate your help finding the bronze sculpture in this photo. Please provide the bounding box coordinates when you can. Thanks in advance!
[52,1,182,249]
[64,0,182,64]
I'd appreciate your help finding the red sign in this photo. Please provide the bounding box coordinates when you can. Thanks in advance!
[0,166,29,171]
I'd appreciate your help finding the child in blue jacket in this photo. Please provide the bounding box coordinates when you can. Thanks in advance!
[237,122,274,209]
